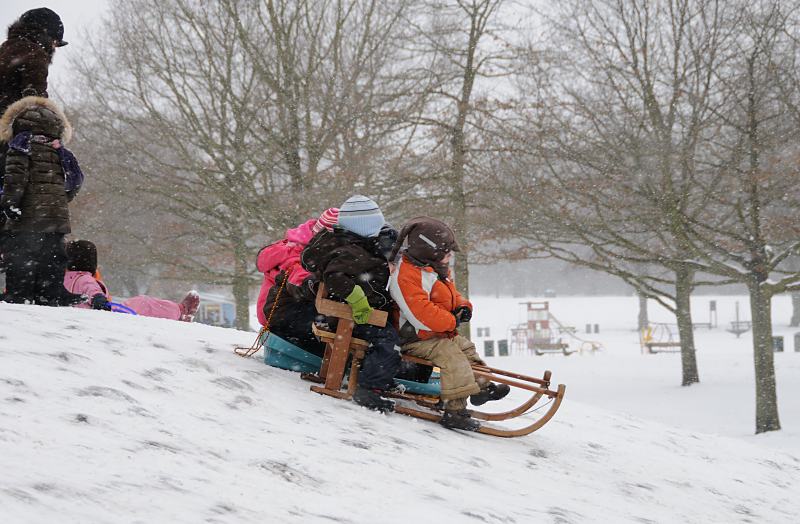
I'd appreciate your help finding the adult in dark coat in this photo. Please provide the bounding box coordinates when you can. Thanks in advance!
[0,8,67,115]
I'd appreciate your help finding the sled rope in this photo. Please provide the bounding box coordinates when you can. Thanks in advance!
[235,268,291,358]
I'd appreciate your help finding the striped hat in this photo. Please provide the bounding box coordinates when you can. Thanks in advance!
[337,195,385,238]
[312,207,339,234]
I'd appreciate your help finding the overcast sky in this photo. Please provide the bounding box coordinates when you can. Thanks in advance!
[0,1,109,93]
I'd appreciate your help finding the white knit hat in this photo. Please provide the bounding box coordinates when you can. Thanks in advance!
[337,195,385,238]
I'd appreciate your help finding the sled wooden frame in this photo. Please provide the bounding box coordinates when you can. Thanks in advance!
[304,285,566,438]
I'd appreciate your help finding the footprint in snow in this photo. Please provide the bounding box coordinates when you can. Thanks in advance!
[226,395,254,409]
[528,447,548,459]
[142,440,182,455]
[212,376,253,391]
[141,367,174,382]
[340,438,371,450]
[77,386,137,404]
[49,351,90,363]
[182,358,214,373]
[255,460,321,487]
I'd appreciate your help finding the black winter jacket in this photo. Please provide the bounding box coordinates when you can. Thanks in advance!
[300,227,393,311]
[0,21,53,115]
[0,97,73,234]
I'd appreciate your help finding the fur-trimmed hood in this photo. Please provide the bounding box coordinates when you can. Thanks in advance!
[0,96,72,143]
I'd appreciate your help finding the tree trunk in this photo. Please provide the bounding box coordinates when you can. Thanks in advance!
[748,281,781,433]
[454,249,471,339]
[674,267,700,386]
[232,237,251,332]
[637,291,649,332]
[790,293,800,327]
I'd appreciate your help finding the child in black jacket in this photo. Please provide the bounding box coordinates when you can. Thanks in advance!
[0,96,83,305]
[301,195,401,412]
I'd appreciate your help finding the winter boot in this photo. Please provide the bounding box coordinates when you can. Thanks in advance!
[179,290,200,322]
[353,386,395,413]
[440,409,481,432]
[469,382,511,406]
[44,291,87,307]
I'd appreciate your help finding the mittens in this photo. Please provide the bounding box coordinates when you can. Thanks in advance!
[90,293,112,311]
[345,285,373,324]
[453,305,472,325]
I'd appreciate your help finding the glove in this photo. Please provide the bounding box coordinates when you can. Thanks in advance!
[453,305,472,324]
[90,293,112,311]
[345,285,373,325]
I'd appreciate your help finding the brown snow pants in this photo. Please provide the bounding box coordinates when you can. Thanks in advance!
[402,335,486,406]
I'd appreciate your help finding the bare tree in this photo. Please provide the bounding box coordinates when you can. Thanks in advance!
[396,0,517,337]
[69,0,427,329]
[500,0,740,386]
[676,1,800,432]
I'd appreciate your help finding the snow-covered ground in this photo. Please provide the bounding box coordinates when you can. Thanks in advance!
[2,298,799,523]
[471,294,800,451]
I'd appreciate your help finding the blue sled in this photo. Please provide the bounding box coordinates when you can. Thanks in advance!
[262,332,441,396]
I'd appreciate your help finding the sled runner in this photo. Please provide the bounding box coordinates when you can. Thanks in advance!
[302,285,565,437]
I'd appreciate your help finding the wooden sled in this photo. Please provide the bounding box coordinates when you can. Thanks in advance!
[303,285,566,438]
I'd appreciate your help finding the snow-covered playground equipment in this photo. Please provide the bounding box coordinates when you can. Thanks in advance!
[510,301,603,356]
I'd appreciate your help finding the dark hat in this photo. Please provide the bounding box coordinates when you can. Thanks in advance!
[66,240,97,273]
[389,217,460,265]
[19,8,68,46]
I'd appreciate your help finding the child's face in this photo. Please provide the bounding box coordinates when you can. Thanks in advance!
[441,252,453,264]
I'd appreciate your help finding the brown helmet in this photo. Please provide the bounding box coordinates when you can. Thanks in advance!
[389,216,460,266]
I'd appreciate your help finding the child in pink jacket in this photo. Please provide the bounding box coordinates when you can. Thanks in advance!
[63,240,199,321]
[255,208,338,327]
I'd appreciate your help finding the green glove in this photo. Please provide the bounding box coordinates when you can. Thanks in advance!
[345,285,373,324]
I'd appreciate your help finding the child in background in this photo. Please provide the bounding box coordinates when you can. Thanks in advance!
[388,217,509,431]
[301,195,401,412]
[0,96,84,306]
[63,240,199,322]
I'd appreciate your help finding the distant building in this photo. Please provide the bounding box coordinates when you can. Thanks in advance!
[196,293,236,328]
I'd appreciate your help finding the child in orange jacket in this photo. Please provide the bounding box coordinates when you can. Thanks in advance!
[388,217,509,431]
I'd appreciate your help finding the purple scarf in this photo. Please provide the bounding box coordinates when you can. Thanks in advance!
[4,131,84,196]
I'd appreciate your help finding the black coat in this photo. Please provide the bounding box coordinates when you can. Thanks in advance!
[301,227,393,311]
[0,98,72,234]
[0,21,53,116]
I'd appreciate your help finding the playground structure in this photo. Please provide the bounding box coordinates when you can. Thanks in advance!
[726,301,752,338]
[640,323,682,354]
[642,300,752,354]
[510,301,603,356]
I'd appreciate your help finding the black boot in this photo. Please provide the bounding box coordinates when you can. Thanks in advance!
[440,409,481,431]
[469,382,511,406]
[42,291,87,307]
[353,386,395,413]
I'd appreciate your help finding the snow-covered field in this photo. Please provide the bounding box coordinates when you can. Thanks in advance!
[2,297,799,523]
[471,294,800,451]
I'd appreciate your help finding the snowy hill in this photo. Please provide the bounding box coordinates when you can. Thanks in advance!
[1,302,799,523]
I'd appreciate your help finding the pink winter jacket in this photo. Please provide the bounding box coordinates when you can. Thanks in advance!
[255,219,316,326]
[63,270,107,308]
[63,270,182,320]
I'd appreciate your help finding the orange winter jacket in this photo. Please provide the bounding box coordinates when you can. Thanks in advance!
[389,255,472,342]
